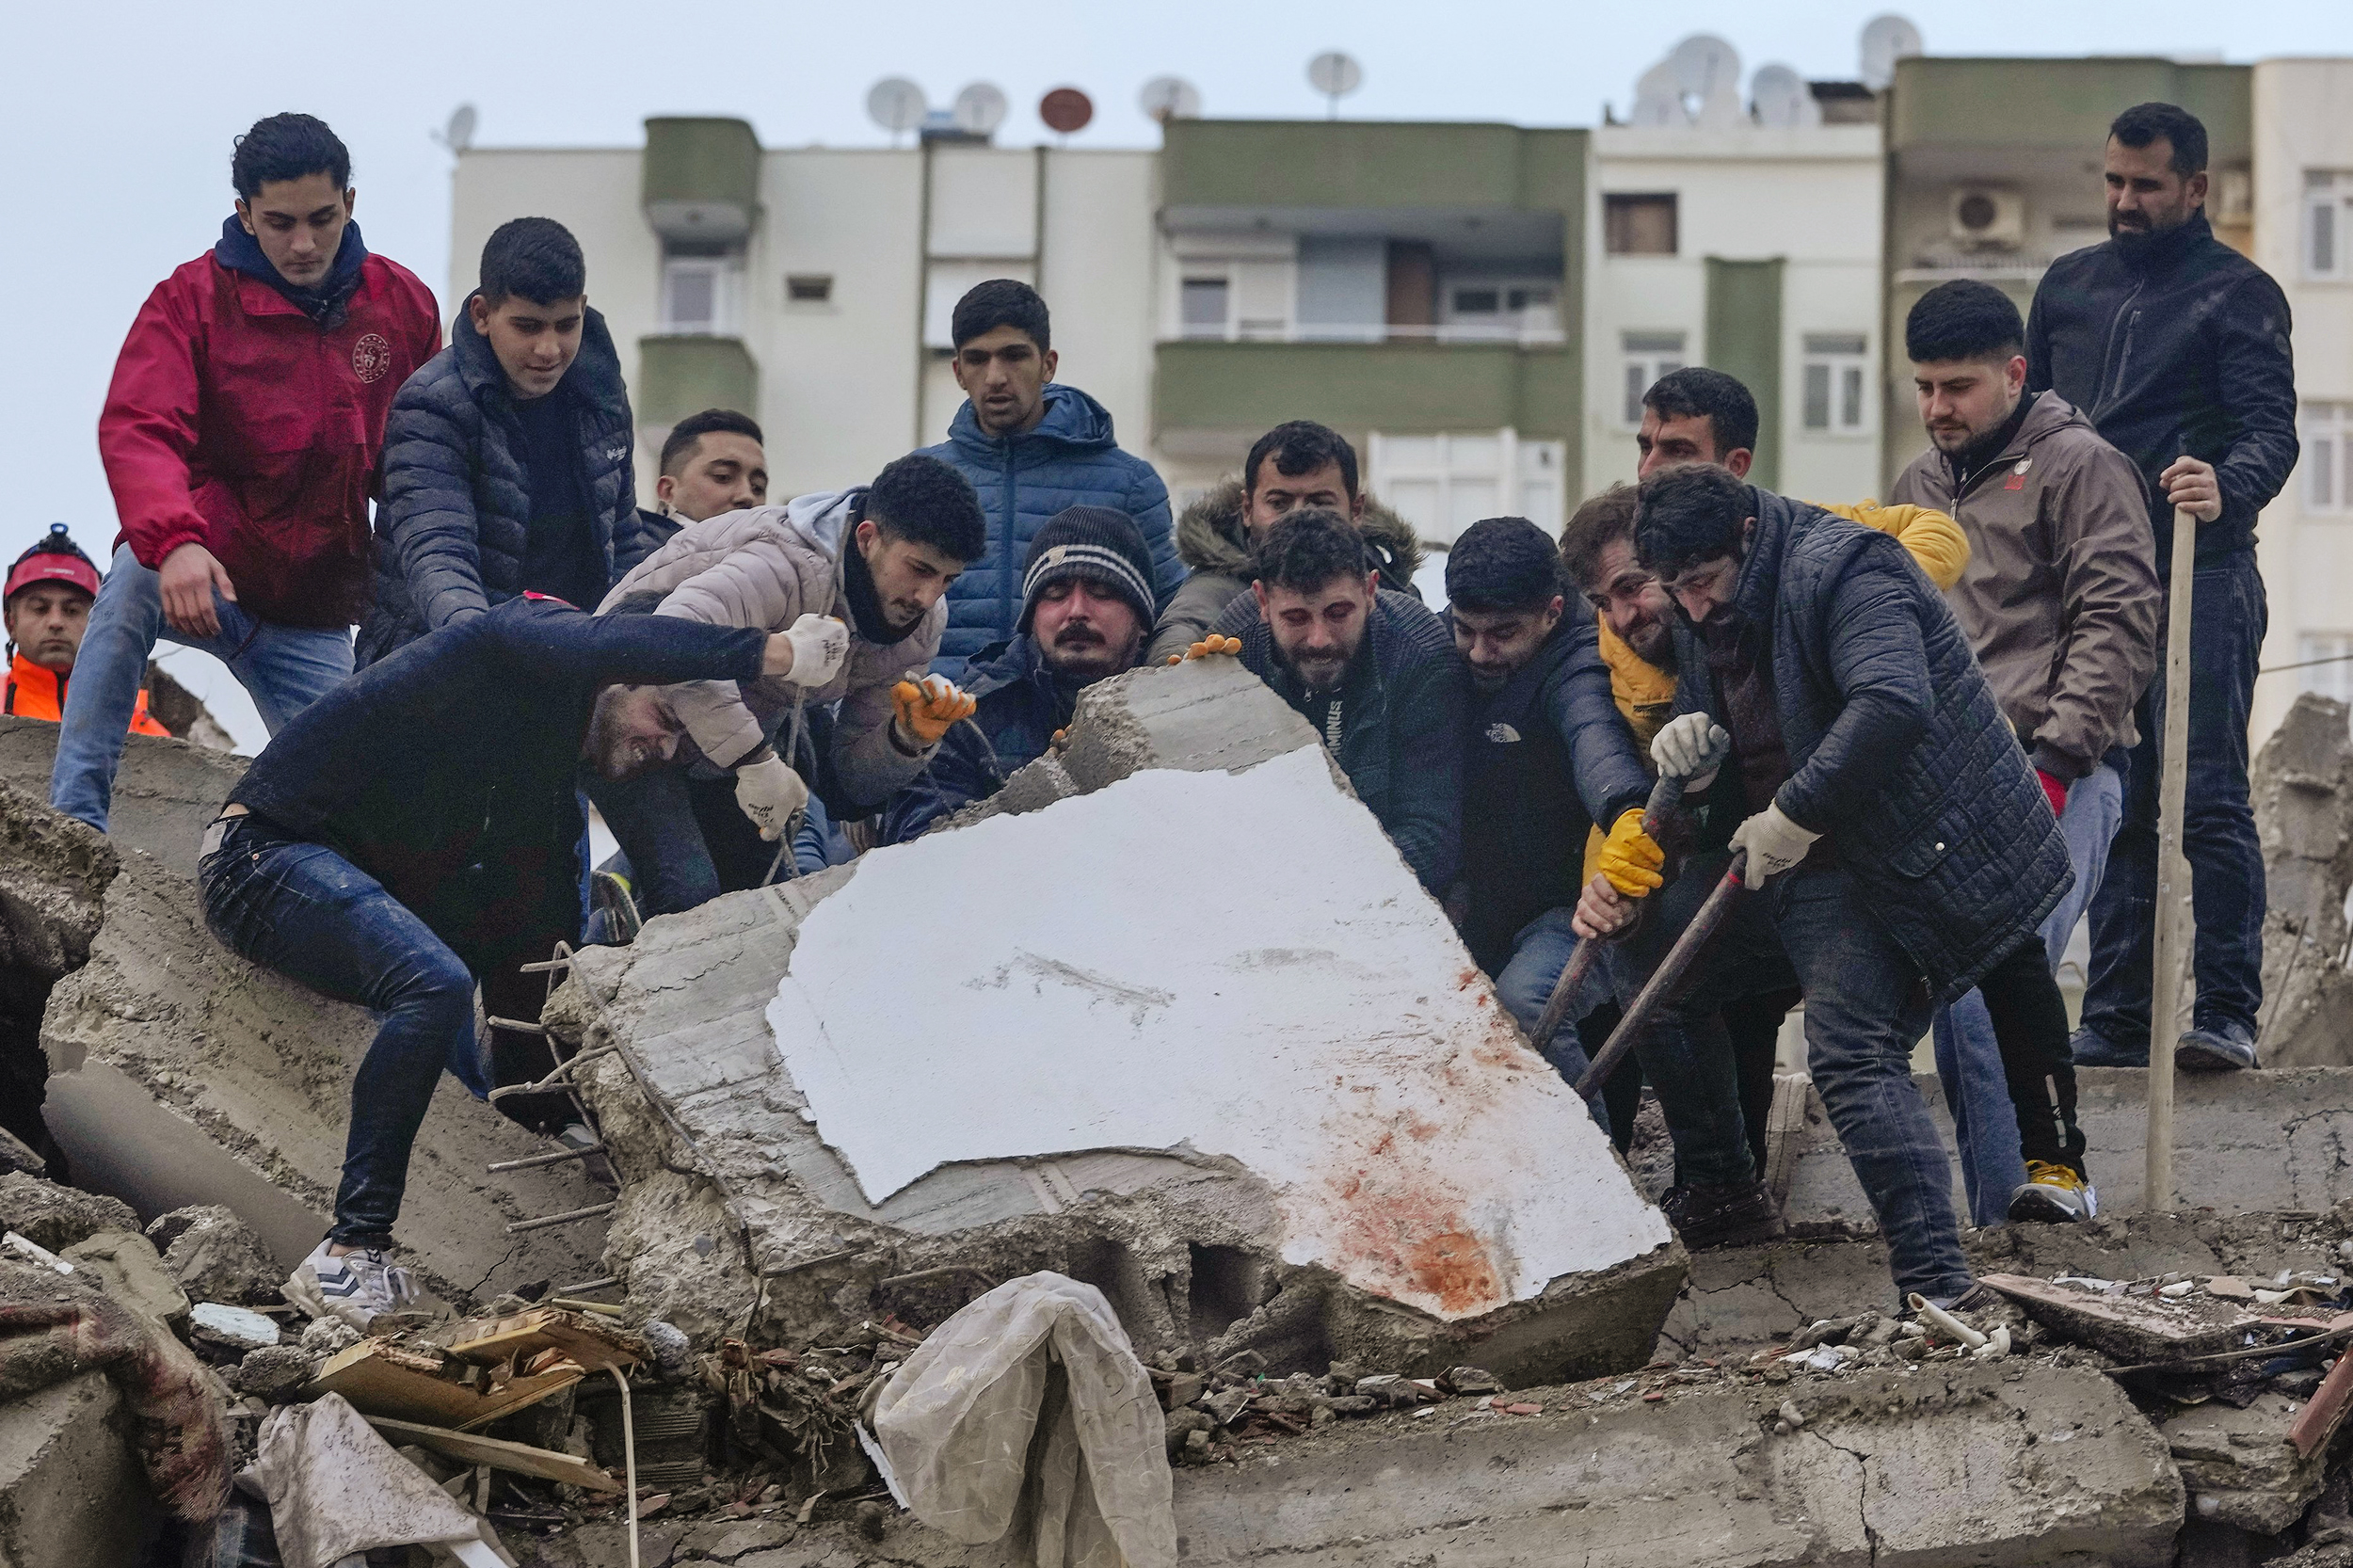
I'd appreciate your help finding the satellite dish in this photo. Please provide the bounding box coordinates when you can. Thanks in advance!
[952,82,1009,137]
[1139,75,1202,123]
[866,77,928,140]
[437,104,477,153]
[1039,87,1094,136]
[1669,34,1742,105]
[1859,13,1924,92]
[1628,61,1685,127]
[1750,64,1819,129]
[1306,50,1363,118]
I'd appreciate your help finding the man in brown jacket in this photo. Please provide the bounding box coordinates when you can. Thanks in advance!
[1890,279,2159,1225]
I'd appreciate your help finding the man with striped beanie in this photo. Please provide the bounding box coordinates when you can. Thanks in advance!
[883,505,1156,841]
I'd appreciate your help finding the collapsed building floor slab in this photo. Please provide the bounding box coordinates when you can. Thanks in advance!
[0,737,607,1306]
[553,661,1685,1382]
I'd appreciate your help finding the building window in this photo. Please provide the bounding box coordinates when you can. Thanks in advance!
[1622,331,1687,426]
[1801,333,1870,434]
[1605,194,1678,256]
[661,244,744,335]
[785,274,833,303]
[2297,632,2353,709]
[1180,276,1231,339]
[2304,402,2353,513]
[1369,430,1568,547]
[2307,172,2353,280]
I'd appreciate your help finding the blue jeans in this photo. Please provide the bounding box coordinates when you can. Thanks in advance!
[1934,761,2121,1223]
[52,545,353,830]
[1493,907,1610,1128]
[199,814,491,1249]
[1670,857,1973,1301]
[2083,551,2267,1052]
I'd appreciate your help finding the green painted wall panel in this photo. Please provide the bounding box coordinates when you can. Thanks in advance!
[1155,342,1573,443]
[1705,259,1785,491]
[642,118,761,210]
[1888,58,2250,166]
[1162,121,1586,215]
[638,336,759,425]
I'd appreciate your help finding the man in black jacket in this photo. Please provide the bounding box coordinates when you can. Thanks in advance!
[1442,519,1657,1056]
[199,597,793,1328]
[612,408,769,577]
[2027,102,2298,1073]
[884,506,1157,843]
[1577,464,2073,1304]
[360,217,636,663]
[1211,509,1466,894]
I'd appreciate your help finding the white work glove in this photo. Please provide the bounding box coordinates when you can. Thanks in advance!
[1729,802,1820,888]
[733,754,808,841]
[778,614,849,690]
[1651,712,1732,790]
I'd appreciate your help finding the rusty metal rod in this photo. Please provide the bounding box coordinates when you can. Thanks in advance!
[504,1203,616,1235]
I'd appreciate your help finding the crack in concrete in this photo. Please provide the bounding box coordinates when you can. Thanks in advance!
[1802,1426,1880,1568]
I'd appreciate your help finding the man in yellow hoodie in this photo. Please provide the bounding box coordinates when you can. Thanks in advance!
[1552,367,1968,1242]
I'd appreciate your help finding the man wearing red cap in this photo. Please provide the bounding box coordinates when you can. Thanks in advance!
[2,525,167,736]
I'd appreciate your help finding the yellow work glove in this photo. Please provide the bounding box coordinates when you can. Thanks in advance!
[891,674,976,748]
[1165,633,1242,665]
[1595,808,1666,897]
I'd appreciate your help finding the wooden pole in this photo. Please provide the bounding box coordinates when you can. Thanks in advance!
[2147,505,2199,1211]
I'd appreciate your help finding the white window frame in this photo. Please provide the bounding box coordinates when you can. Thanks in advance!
[1368,428,1568,549]
[660,252,744,336]
[1621,331,1687,428]
[2297,632,2353,710]
[1178,272,1233,340]
[2302,401,2353,514]
[1801,332,1872,436]
[2306,171,2352,282]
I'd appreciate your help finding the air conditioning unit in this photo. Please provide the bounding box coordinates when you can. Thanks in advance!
[1948,185,2026,250]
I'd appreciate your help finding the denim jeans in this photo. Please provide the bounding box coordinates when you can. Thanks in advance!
[1933,761,2121,1223]
[1672,857,1974,1301]
[1493,907,1612,1129]
[2083,551,2266,1053]
[52,545,353,831]
[200,814,491,1249]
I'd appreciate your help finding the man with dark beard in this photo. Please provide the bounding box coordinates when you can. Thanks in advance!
[884,507,1159,841]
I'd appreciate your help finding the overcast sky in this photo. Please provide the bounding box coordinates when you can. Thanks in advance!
[4,0,2347,747]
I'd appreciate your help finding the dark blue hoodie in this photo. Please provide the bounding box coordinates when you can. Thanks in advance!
[918,383,1181,664]
[213,214,369,328]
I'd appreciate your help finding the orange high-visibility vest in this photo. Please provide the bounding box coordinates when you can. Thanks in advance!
[1,653,170,736]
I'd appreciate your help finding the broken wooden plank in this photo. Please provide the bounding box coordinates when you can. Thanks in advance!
[446,1306,644,1374]
[362,1415,624,1492]
[303,1338,584,1430]
[2290,1347,2353,1459]
[1979,1273,2261,1362]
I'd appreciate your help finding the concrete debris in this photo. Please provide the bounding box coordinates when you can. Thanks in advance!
[190,1301,280,1352]
[58,1228,188,1328]
[0,1371,163,1568]
[231,1343,314,1401]
[552,660,1684,1384]
[0,1169,137,1253]
[2253,693,2353,1069]
[2166,1391,2330,1534]
[152,1202,280,1305]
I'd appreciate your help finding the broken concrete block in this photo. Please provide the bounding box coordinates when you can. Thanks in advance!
[0,1370,163,1568]
[58,1229,187,1328]
[231,1343,314,1401]
[553,662,1683,1384]
[2253,694,2353,1069]
[11,764,604,1305]
[152,1204,280,1305]
[2164,1390,2326,1534]
[0,713,242,873]
[0,1171,137,1253]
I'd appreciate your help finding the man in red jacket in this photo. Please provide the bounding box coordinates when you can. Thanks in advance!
[54,113,439,830]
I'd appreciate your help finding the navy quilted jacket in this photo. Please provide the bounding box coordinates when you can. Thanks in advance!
[919,385,1181,664]
[357,297,635,664]
[1668,488,2072,1000]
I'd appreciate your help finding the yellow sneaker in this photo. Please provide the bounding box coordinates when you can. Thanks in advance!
[2008,1160,2095,1224]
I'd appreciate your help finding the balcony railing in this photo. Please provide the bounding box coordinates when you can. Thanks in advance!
[1166,322,1568,347]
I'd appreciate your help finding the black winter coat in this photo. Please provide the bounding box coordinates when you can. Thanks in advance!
[1668,488,2072,1000]
[2027,211,2298,570]
[1461,617,1651,974]
[1215,588,1468,894]
[357,298,636,664]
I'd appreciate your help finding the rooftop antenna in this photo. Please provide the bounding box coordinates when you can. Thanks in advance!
[1750,64,1820,129]
[1859,13,1924,93]
[1038,87,1094,145]
[1628,61,1684,127]
[1306,51,1363,120]
[1139,75,1203,124]
[952,81,1009,140]
[866,77,927,147]
[432,104,477,154]
[1669,34,1741,122]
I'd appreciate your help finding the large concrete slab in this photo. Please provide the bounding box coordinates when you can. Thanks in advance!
[554,660,1686,1382]
[0,713,243,874]
[0,1370,161,1568]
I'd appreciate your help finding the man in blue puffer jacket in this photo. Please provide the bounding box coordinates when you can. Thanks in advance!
[919,280,1182,665]
[359,217,635,664]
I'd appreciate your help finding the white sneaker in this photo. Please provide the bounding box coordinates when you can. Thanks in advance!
[282,1239,418,1333]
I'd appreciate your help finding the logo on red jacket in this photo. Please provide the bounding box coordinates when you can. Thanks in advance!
[352,333,393,384]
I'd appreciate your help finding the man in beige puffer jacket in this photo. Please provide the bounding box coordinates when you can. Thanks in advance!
[589,453,985,921]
